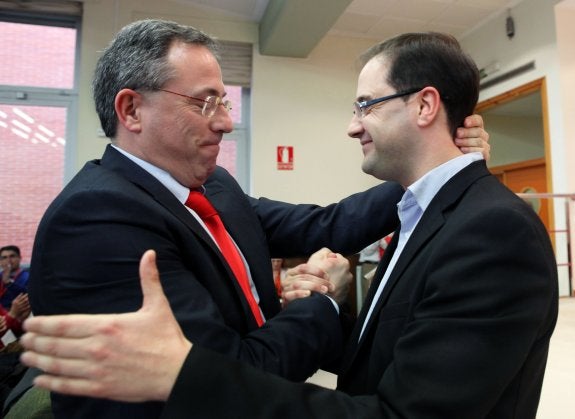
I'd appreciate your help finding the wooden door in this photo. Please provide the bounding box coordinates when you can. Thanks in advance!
[489,158,550,232]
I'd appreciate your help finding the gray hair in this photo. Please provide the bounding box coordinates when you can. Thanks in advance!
[93,19,220,138]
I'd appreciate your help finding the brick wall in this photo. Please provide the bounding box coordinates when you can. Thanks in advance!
[0,22,74,264]
[0,105,65,264]
[0,22,244,263]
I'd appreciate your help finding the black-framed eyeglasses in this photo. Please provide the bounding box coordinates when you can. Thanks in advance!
[353,87,423,118]
[157,89,232,118]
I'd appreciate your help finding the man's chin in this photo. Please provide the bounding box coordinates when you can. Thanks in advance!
[361,158,375,176]
[362,160,389,181]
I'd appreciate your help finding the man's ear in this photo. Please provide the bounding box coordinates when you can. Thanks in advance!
[415,86,441,128]
[115,88,144,133]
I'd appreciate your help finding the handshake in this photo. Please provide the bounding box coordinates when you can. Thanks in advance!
[280,248,352,307]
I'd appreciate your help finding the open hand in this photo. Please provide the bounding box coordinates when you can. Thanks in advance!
[20,250,190,402]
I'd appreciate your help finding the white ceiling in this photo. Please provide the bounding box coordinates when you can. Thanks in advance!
[177,0,524,40]
[169,0,539,117]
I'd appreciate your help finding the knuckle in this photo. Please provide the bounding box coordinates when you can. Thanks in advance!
[87,342,111,361]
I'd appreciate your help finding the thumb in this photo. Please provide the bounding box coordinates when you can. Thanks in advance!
[138,250,168,312]
[308,247,331,265]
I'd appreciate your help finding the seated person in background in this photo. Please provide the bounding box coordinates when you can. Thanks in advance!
[358,234,394,289]
[0,293,31,411]
[0,246,29,310]
[0,293,31,350]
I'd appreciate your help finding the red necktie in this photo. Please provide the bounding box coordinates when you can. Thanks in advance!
[185,190,264,327]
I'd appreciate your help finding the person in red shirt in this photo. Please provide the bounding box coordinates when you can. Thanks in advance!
[0,293,31,349]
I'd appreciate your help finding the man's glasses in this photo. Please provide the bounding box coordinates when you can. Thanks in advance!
[353,87,423,118]
[157,89,232,118]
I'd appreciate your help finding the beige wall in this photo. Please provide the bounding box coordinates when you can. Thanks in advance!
[555,0,575,297]
[251,35,379,203]
[555,0,575,192]
[460,0,568,194]
[484,114,545,168]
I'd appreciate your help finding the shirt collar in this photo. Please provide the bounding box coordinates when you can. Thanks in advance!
[406,152,483,213]
[111,144,191,204]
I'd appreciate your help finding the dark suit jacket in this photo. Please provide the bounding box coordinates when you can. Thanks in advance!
[29,145,402,418]
[164,160,558,419]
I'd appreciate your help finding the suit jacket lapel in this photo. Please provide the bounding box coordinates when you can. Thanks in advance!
[339,229,400,372]
[100,146,275,326]
[204,175,280,318]
[366,206,445,326]
[99,146,237,283]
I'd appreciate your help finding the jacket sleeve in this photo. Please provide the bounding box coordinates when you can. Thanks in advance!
[161,197,558,419]
[162,346,382,419]
[249,181,403,257]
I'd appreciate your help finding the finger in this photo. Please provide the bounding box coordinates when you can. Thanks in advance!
[292,264,328,278]
[283,274,331,289]
[21,333,93,359]
[455,127,481,141]
[23,314,113,337]
[462,113,483,129]
[308,247,331,264]
[311,247,331,258]
[458,146,485,154]
[288,280,329,294]
[33,374,108,400]
[282,290,311,302]
[138,250,169,312]
[20,351,97,379]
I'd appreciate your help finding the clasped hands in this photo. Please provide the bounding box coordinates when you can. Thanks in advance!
[281,248,352,307]
[10,293,31,321]
[0,293,30,334]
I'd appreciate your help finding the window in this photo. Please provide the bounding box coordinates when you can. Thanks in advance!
[219,41,252,192]
[220,85,250,191]
[0,14,251,262]
[0,11,80,264]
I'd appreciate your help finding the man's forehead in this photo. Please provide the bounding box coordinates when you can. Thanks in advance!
[360,56,389,79]
[357,57,390,95]
[168,43,225,95]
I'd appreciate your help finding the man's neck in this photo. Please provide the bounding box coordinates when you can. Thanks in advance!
[401,131,464,188]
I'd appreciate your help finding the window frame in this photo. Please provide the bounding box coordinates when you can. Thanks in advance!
[0,10,81,182]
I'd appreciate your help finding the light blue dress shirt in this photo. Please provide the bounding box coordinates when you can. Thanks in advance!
[359,152,483,339]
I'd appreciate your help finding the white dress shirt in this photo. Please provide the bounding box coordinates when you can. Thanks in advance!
[110,145,265,319]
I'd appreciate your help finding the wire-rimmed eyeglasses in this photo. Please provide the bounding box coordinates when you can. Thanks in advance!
[157,89,232,118]
[353,87,423,118]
